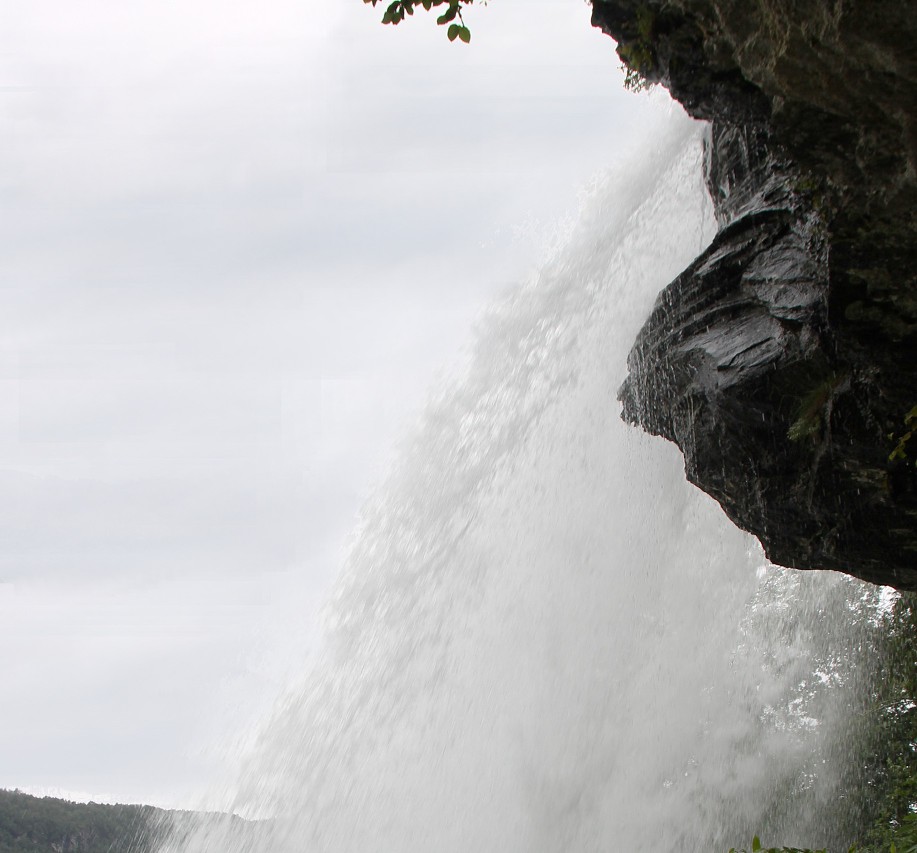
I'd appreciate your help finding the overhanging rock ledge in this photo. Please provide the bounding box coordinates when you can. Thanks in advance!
[592,0,917,589]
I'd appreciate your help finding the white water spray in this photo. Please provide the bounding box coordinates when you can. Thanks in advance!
[163,109,879,853]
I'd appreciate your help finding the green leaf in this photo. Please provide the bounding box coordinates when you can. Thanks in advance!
[458,24,470,42]
[753,839,762,853]
[436,4,458,24]
[447,22,460,40]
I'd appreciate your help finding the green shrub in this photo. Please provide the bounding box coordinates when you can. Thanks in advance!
[729,838,829,853]
[888,405,917,466]
[617,4,656,92]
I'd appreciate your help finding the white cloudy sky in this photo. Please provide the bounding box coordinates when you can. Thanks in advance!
[0,0,677,808]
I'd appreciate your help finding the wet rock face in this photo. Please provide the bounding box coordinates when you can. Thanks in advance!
[595,1,917,587]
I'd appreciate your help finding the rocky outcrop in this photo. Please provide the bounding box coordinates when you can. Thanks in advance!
[593,0,917,588]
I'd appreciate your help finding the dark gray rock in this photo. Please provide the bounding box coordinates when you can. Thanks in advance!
[596,0,917,587]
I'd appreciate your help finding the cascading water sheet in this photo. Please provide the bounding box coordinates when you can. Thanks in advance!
[162,107,880,853]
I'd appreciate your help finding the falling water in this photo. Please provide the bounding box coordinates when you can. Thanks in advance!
[161,108,883,853]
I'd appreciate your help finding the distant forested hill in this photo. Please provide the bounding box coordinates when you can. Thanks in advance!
[0,789,163,853]
[0,789,172,853]
[0,789,260,853]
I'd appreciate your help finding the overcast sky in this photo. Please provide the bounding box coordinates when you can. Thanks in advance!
[0,0,677,808]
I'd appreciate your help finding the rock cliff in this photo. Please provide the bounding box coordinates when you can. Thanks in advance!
[593,0,917,588]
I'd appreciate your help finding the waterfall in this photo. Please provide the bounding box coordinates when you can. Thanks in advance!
[159,107,882,853]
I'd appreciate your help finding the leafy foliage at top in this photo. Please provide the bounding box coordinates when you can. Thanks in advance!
[363,0,473,42]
